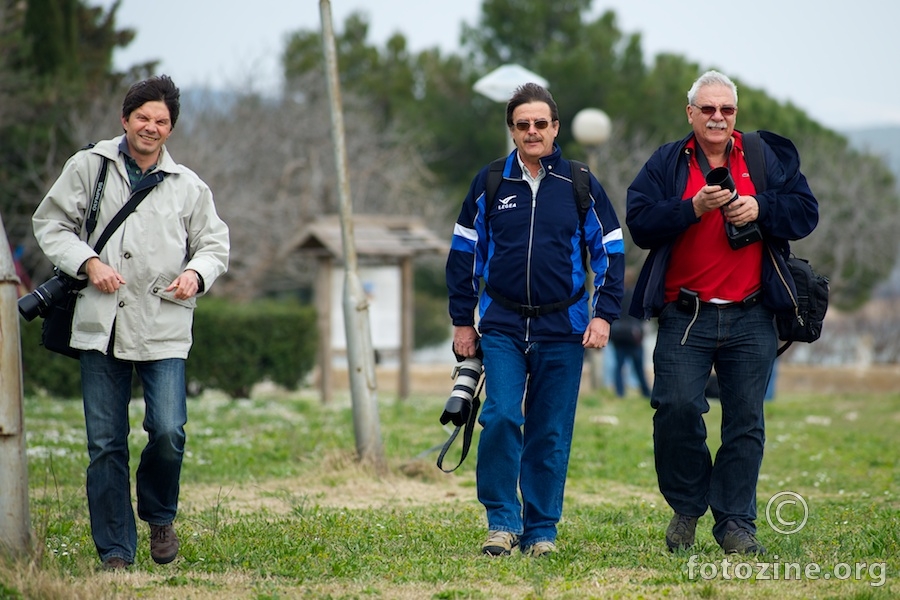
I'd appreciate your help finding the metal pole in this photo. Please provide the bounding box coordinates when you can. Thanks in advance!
[319,0,385,469]
[0,215,32,555]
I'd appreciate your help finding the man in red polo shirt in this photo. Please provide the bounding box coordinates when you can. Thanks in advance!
[625,70,818,555]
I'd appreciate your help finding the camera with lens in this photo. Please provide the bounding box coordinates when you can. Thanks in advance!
[706,166,763,250]
[17,271,85,322]
[440,342,484,427]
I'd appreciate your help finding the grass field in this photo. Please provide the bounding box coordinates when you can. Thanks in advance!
[1,374,898,599]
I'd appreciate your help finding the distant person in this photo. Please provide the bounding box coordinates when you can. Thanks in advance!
[625,70,818,555]
[11,244,32,297]
[608,267,651,398]
[31,75,230,570]
[446,83,625,558]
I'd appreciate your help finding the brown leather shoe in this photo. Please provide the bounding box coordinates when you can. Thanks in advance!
[101,556,131,571]
[149,523,180,564]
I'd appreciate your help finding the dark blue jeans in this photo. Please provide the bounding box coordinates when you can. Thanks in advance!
[611,341,652,397]
[477,331,584,549]
[80,351,187,564]
[651,301,776,543]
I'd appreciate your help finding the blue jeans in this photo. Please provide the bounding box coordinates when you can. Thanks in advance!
[651,301,776,543]
[80,351,187,563]
[477,331,584,549]
[611,341,651,397]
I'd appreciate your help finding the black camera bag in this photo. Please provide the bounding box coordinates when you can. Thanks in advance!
[743,132,830,357]
[41,277,82,359]
[774,255,829,354]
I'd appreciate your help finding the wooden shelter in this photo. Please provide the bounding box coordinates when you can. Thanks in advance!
[290,214,449,403]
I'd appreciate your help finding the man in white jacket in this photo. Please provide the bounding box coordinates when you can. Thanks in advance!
[32,75,230,570]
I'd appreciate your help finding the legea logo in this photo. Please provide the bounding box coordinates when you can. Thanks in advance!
[497,195,517,211]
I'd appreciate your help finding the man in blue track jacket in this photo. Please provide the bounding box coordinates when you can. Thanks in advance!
[446,83,625,558]
[626,70,818,555]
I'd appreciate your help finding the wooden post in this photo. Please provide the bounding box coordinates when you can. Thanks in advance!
[316,256,333,404]
[0,217,32,555]
[399,257,413,400]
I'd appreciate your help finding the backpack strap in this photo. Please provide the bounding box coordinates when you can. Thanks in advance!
[569,159,592,223]
[485,156,592,224]
[485,157,507,207]
[742,131,768,193]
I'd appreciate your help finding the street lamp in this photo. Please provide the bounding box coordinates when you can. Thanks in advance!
[572,108,611,168]
[571,108,611,391]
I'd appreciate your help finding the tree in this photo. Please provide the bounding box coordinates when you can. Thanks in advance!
[0,0,141,282]
[167,75,451,301]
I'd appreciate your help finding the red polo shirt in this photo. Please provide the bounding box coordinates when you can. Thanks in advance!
[664,132,762,303]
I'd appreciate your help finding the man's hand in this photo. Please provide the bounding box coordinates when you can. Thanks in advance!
[692,184,736,217]
[452,325,479,359]
[582,317,610,349]
[85,257,125,294]
[166,269,201,300]
[722,194,760,227]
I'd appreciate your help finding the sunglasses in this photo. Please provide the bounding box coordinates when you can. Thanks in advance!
[514,119,552,131]
[692,104,737,117]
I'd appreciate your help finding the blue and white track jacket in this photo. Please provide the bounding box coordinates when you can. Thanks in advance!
[446,145,625,343]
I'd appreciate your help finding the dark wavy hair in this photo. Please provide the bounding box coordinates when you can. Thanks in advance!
[122,74,181,127]
[505,82,559,128]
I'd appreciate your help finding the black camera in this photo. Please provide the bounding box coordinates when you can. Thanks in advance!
[706,166,763,250]
[17,272,84,322]
[440,343,484,427]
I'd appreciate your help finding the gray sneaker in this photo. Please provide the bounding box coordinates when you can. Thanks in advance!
[665,513,699,551]
[482,530,519,556]
[523,541,557,558]
[720,521,766,555]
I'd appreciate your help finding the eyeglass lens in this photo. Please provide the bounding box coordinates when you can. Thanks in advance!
[695,105,736,116]
[514,119,551,131]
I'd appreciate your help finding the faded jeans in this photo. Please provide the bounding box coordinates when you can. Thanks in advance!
[80,351,186,563]
[477,331,584,549]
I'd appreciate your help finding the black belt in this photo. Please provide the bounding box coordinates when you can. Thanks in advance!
[719,289,762,308]
[676,289,762,314]
[485,285,584,317]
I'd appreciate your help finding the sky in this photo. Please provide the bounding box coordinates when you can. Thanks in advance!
[96,0,899,132]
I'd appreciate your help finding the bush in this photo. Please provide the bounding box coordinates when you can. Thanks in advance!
[18,298,317,399]
[188,297,317,398]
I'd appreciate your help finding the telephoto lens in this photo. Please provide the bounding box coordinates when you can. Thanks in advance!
[705,167,738,203]
[17,275,72,321]
[440,346,484,427]
[706,166,763,249]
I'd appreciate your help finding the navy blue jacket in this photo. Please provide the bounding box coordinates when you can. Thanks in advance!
[626,130,819,319]
[446,145,625,343]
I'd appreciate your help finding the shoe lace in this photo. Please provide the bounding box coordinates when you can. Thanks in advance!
[152,525,171,543]
[671,515,695,537]
[486,531,514,544]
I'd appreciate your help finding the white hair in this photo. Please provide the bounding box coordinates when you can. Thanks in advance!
[687,70,738,105]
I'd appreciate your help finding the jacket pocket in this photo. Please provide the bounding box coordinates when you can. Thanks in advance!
[150,273,197,309]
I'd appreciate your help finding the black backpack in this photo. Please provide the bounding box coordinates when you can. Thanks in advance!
[485,157,592,223]
[744,132,829,357]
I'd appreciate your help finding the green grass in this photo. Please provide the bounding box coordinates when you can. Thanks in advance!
[4,382,898,599]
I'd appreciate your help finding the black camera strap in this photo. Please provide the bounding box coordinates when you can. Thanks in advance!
[81,154,167,254]
[692,138,733,177]
[436,378,483,474]
[84,157,109,238]
[90,171,166,253]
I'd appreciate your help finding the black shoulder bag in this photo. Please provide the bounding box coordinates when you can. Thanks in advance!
[743,132,829,357]
[40,161,166,358]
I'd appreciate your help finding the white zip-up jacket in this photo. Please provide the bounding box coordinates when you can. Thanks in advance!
[32,136,230,360]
